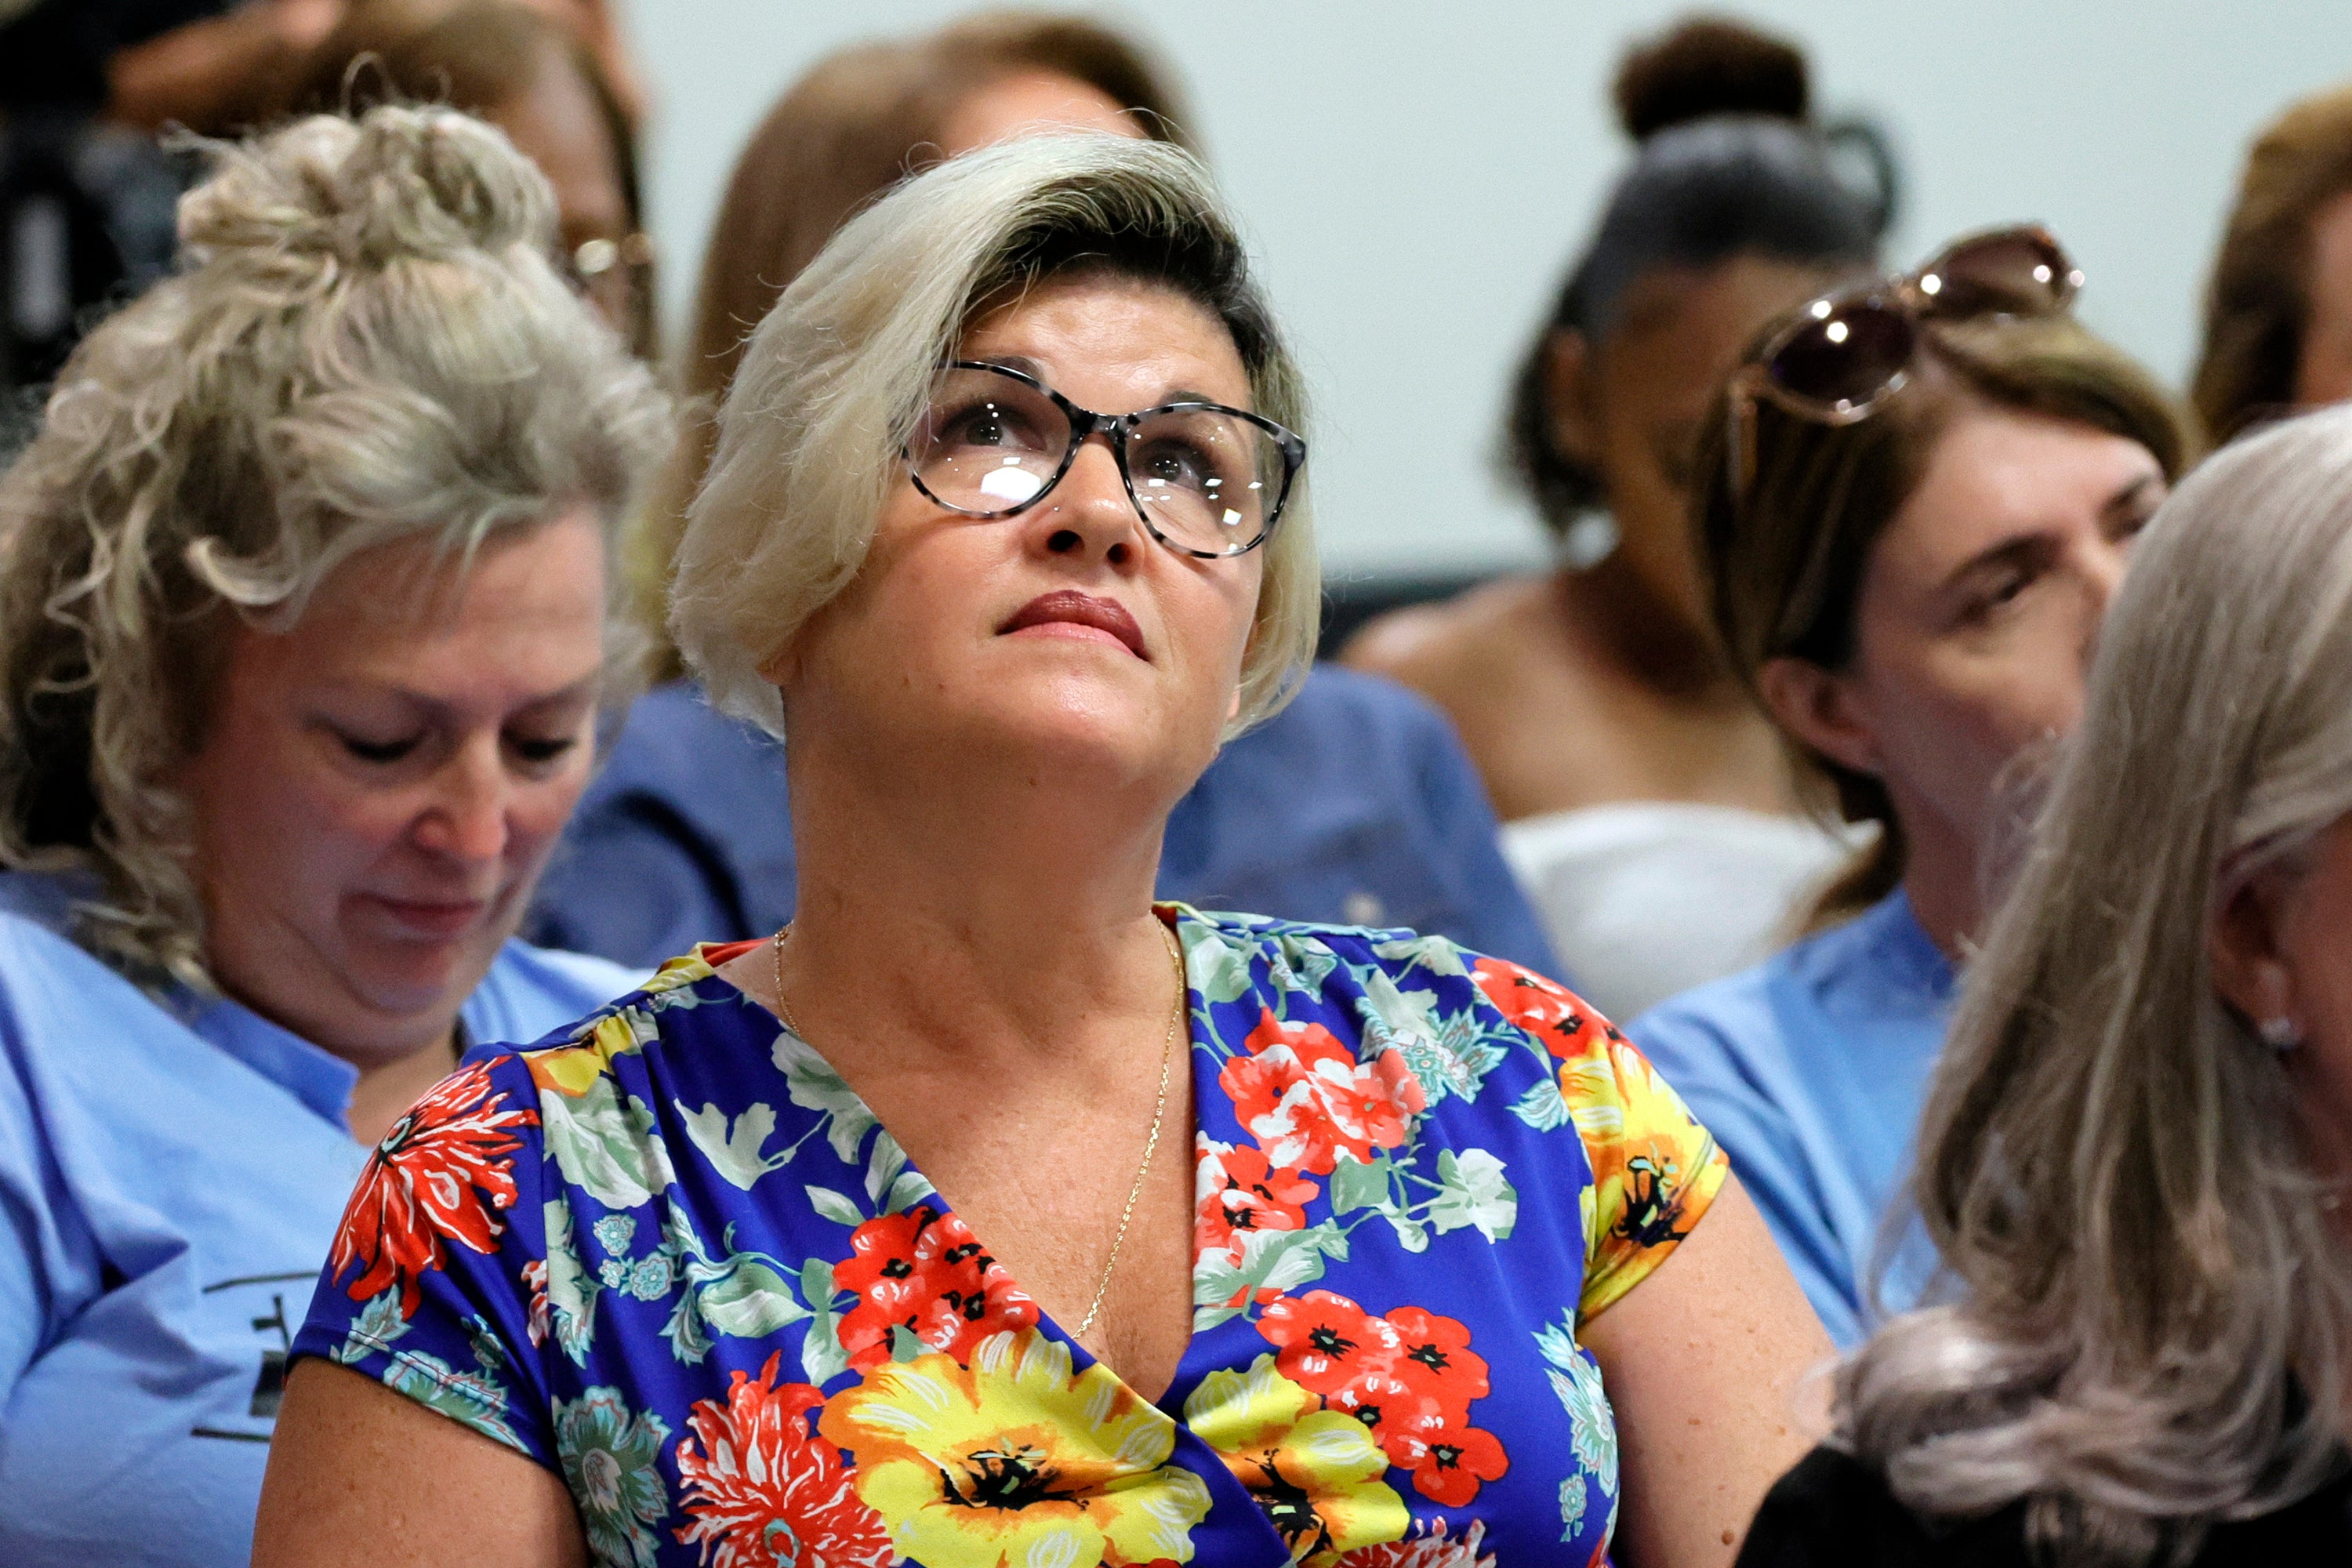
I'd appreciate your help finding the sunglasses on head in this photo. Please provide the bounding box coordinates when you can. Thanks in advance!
[1726,224,2082,495]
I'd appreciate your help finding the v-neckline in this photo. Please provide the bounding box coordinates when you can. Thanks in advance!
[699,903,1210,1414]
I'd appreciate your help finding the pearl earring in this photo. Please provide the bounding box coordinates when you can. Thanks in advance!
[2259,1016,2304,1052]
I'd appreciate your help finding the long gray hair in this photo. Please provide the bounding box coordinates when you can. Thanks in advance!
[1839,404,2352,1563]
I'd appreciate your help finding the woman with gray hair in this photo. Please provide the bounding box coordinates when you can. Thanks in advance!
[0,103,668,1567]
[263,132,1828,1568]
[1737,405,2352,1564]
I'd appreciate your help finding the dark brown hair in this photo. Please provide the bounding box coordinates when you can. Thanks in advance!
[630,12,1190,666]
[1504,14,1889,535]
[2192,82,2352,443]
[1692,312,2198,925]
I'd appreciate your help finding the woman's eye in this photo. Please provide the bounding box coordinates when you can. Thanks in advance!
[339,733,419,764]
[1138,441,1212,490]
[510,735,579,767]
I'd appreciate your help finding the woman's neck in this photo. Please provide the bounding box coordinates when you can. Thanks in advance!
[772,745,1181,1077]
[1554,554,1742,706]
[344,1029,460,1145]
[1896,813,1983,964]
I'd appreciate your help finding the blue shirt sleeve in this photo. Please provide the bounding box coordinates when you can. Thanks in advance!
[290,1052,558,1466]
[1625,996,1866,1348]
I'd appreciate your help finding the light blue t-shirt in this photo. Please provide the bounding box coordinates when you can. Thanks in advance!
[0,871,639,1568]
[1627,889,1955,1348]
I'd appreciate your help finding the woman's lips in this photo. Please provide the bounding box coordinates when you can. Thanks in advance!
[359,894,492,940]
[997,589,1149,659]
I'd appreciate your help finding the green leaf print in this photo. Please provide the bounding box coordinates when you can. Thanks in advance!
[804,1185,866,1228]
[541,1076,676,1210]
[333,1289,408,1363]
[882,1169,938,1215]
[1265,933,1341,996]
[553,1387,670,1568]
[772,1030,877,1163]
[801,1306,851,1386]
[381,1346,524,1450]
[1537,1310,1619,1488]
[863,1131,909,1205]
[1428,1148,1519,1241]
[1372,933,1471,980]
[694,1259,811,1339]
[676,1100,788,1191]
[542,1196,602,1365]
[1511,1076,1575,1131]
[1179,916,1258,1008]
[1191,1222,1348,1330]
[1327,1151,1393,1215]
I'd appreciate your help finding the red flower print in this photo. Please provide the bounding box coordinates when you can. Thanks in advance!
[1403,1421,1507,1507]
[674,1352,892,1568]
[1257,1290,1404,1397]
[833,1203,1038,1371]
[1220,1011,1427,1175]
[1195,1138,1319,1262]
[1335,1517,1494,1568]
[1385,1307,1488,1419]
[1471,957,1606,1060]
[330,1058,537,1315]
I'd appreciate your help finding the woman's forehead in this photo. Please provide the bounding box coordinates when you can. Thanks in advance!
[957,274,1248,407]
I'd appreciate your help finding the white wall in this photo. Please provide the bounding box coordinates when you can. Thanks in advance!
[617,1,2352,577]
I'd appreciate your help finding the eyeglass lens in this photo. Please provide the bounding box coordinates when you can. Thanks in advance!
[907,365,1283,555]
[1766,302,1918,412]
[1915,230,2076,319]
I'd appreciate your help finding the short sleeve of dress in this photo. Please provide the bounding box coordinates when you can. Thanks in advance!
[289,1052,557,1466]
[1468,955,1730,1326]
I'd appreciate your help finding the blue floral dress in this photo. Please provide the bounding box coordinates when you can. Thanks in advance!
[292,906,1726,1567]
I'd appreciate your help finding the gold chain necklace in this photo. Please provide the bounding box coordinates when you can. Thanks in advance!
[768,920,1187,1344]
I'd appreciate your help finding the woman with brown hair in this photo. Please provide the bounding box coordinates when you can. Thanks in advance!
[278,0,658,358]
[1628,227,2197,1348]
[2194,81,2352,443]
[1345,17,1893,1021]
[532,9,1561,975]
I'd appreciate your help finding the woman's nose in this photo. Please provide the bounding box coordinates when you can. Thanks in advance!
[1029,437,1144,567]
[410,743,512,863]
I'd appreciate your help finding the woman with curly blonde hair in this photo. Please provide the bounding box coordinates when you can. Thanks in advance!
[0,102,668,1567]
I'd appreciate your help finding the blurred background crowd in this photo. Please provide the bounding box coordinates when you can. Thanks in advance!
[9,2,2352,1565]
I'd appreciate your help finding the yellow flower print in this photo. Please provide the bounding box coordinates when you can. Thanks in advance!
[522,951,712,1098]
[1562,1036,1730,1320]
[818,1329,1210,1568]
[527,1005,663,1098]
[1183,1355,1406,1566]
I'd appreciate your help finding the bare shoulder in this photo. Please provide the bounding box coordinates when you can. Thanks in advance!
[1340,574,1563,693]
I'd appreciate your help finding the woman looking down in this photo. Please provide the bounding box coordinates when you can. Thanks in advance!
[0,103,667,1567]
[260,133,1829,1568]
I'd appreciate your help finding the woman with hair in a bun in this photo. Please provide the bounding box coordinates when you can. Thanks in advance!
[0,103,668,1566]
[1347,17,1892,1020]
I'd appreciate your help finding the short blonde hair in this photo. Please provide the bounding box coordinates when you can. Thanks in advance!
[0,104,672,988]
[671,132,1319,739]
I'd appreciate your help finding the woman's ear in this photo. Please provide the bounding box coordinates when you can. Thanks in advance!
[2210,869,2300,1041]
[1543,328,1601,470]
[1756,655,1882,779]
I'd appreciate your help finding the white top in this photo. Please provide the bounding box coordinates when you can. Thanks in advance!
[1501,800,1864,1022]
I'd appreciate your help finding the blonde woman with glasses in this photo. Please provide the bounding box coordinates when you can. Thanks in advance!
[1738,404,2352,1564]
[260,132,1828,1568]
[0,103,667,1567]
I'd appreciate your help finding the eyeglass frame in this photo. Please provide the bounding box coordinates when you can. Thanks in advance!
[902,358,1308,560]
[1723,223,2083,501]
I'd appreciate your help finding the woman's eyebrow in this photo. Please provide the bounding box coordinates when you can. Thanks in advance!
[2101,472,2165,517]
